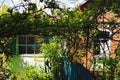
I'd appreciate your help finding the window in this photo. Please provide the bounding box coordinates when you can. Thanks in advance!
[92,29,111,71]
[18,36,40,54]
[93,40,100,55]
[93,30,111,56]
[98,31,110,42]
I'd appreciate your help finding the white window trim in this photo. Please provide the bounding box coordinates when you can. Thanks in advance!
[98,28,112,54]
[93,28,112,57]
[92,29,112,71]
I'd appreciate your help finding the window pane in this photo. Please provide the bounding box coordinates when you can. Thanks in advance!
[27,46,34,54]
[19,46,26,54]
[35,46,40,54]
[27,37,34,44]
[19,37,26,44]
[93,40,100,55]
[99,31,110,39]
[18,36,40,54]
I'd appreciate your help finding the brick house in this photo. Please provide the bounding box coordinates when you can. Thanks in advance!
[2,0,119,72]
[80,12,120,71]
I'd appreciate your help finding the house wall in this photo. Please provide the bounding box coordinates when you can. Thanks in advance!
[85,12,120,71]
[110,27,120,57]
[20,54,45,68]
[79,27,120,71]
[64,27,120,71]
[7,11,120,71]
[7,35,45,68]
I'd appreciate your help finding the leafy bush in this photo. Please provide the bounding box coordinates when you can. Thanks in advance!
[40,36,66,79]
[5,56,54,80]
[114,44,120,80]
[6,56,24,74]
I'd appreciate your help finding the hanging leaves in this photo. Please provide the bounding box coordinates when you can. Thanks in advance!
[28,3,37,12]
[40,0,43,2]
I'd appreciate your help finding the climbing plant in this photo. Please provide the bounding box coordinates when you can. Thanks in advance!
[0,0,120,76]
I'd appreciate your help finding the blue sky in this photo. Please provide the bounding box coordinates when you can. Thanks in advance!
[0,0,11,5]
[0,0,15,8]
[0,0,10,3]
[0,0,23,7]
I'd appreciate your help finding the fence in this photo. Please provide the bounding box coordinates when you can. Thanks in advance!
[64,61,93,80]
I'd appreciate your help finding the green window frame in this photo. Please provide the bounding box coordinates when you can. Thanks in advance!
[16,35,40,54]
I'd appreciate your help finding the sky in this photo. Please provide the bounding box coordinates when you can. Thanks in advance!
[57,0,86,9]
[0,0,86,9]
[0,0,20,7]
[0,0,36,7]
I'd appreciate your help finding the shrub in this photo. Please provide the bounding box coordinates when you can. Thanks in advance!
[40,36,66,79]
[5,56,54,80]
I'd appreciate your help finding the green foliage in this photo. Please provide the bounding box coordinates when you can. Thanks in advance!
[40,36,66,79]
[21,66,53,80]
[57,9,83,27]
[99,44,120,79]
[23,0,28,2]
[6,56,54,80]
[6,66,54,80]
[28,3,37,12]
[6,56,24,74]
[104,57,118,69]
[40,0,43,2]
[0,4,10,15]
[115,43,120,77]
[0,0,119,37]
[115,62,120,80]
[111,0,120,14]
[115,44,120,57]
[92,43,120,79]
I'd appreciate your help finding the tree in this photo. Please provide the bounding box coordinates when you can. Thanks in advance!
[0,0,119,61]
[0,3,9,15]
[0,0,120,79]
